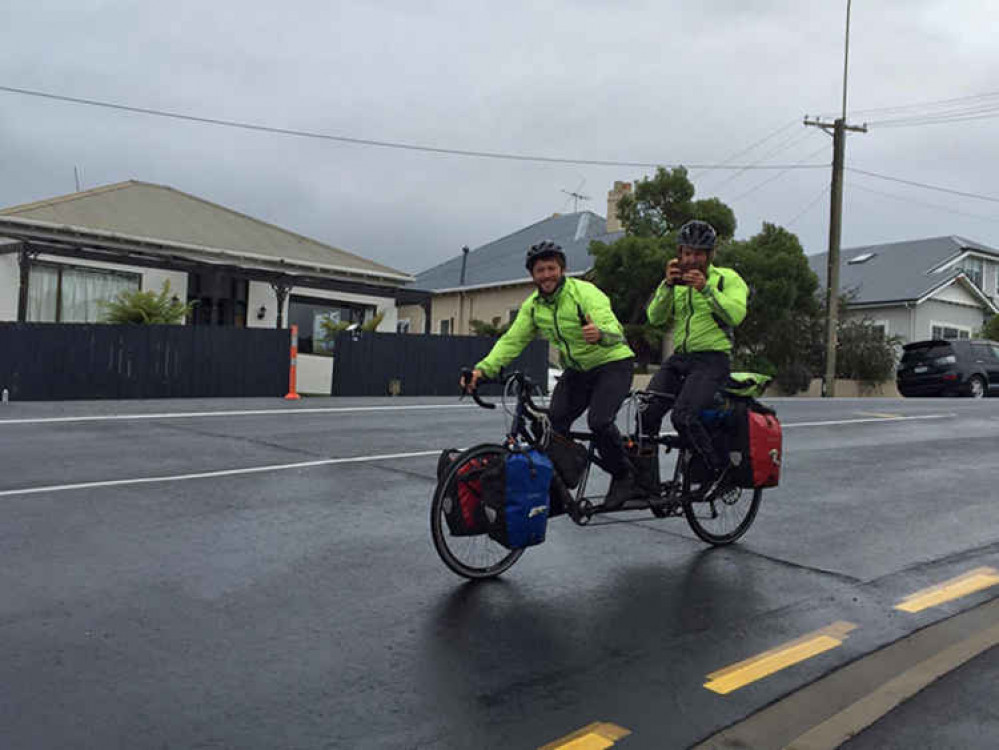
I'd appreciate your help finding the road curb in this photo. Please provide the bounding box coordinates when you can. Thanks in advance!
[693,597,999,750]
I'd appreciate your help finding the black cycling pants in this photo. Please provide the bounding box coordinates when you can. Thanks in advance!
[549,358,634,479]
[639,351,730,473]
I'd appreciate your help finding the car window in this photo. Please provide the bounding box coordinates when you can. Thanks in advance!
[901,344,954,364]
[971,343,992,360]
[991,346,999,362]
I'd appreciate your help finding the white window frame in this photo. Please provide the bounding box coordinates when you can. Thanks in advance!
[396,318,411,334]
[870,318,889,340]
[930,320,973,340]
[959,257,985,288]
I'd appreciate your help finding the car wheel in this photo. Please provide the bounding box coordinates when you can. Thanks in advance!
[968,375,986,399]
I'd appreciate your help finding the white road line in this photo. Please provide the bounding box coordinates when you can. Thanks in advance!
[0,450,442,498]
[782,413,955,428]
[0,403,476,426]
[0,413,958,499]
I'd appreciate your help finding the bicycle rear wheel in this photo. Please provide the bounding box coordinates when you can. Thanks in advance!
[430,444,525,579]
[681,453,763,545]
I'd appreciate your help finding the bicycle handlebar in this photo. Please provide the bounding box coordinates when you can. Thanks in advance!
[459,369,496,410]
[460,369,544,414]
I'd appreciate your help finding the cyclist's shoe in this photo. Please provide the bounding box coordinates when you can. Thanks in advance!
[603,470,637,510]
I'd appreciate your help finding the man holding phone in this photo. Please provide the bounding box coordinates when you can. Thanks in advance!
[640,220,749,498]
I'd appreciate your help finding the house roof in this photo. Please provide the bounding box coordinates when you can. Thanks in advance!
[806,235,999,306]
[413,211,623,292]
[0,180,411,283]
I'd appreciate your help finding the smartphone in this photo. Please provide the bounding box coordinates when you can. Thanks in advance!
[675,257,691,285]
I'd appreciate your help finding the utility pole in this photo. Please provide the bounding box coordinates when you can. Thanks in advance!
[803,0,867,397]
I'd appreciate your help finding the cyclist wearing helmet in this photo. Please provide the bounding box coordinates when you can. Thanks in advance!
[640,220,749,497]
[462,240,638,509]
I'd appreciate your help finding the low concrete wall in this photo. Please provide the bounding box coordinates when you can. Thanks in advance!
[788,378,901,398]
[298,353,333,395]
[629,372,900,398]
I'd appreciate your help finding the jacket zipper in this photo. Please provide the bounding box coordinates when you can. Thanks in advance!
[552,303,582,369]
[679,286,693,353]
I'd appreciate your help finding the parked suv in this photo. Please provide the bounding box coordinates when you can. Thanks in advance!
[897,339,999,398]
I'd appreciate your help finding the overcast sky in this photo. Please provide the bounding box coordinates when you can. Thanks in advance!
[2,0,997,275]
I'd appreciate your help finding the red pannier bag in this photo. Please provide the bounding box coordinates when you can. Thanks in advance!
[729,400,782,489]
[436,449,492,536]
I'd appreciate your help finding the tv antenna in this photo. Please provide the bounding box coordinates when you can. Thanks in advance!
[560,178,590,212]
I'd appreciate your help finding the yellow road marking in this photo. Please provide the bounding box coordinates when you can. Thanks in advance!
[895,567,999,613]
[854,411,904,419]
[704,622,857,695]
[539,722,631,749]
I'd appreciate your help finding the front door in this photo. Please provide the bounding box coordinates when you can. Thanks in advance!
[187,272,248,327]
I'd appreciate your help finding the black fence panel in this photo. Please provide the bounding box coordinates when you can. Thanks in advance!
[0,323,288,400]
[330,332,549,396]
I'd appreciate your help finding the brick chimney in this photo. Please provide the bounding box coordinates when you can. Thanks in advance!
[606,181,632,233]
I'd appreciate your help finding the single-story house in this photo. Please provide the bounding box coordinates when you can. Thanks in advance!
[0,181,424,356]
[400,181,631,336]
[807,235,999,343]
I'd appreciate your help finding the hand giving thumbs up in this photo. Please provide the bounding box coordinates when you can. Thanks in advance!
[581,314,602,344]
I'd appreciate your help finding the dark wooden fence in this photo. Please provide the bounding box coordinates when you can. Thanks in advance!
[330,331,549,396]
[0,323,289,400]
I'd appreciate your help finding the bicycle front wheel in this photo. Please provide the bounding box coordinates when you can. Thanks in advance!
[430,444,525,579]
[682,478,763,546]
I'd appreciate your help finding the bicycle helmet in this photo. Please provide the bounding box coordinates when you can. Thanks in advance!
[677,220,717,250]
[525,240,566,270]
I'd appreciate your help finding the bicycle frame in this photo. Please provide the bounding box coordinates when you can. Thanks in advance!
[446,370,765,559]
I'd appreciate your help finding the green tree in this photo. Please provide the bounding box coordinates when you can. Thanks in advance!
[316,309,386,353]
[100,280,194,324]
[589,167,736,368]
[835,316,902,389]
[616,166,737,239]
[720,223,822,393]
[469,316,511,338]
[978,314,999,340]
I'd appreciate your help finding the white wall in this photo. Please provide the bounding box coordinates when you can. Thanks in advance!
[246,280,398,332]
[0,254,17,321]
[916,299,989,340]
[844,306,914,343]
[0,253,188,322]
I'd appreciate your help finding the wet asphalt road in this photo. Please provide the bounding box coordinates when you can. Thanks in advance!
[0,395,997,749]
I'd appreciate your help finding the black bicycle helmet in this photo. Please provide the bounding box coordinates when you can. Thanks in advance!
[677,220,717,250]
[525,240,566,270]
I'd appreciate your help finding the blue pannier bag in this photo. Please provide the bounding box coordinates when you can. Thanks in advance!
[482,449,553,549]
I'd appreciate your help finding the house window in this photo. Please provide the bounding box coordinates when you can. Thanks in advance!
[870,322,887,340]
[397,319,411,334]
[440,318,452,336]
[932,324,971,340]
[958,257,984,288]
[28,262,140,323]
[288,295,374,354]
[508,308,520,324]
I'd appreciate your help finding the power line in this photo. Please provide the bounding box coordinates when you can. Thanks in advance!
[729,143,830,203]
[690,118,800,181]
[704,127,821,193]
[869,108,999,128]
[0,84,827,171]
[846,167,999,205]
[787,184,831,227]
[847,181,999,224]
[827,89,999,118]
